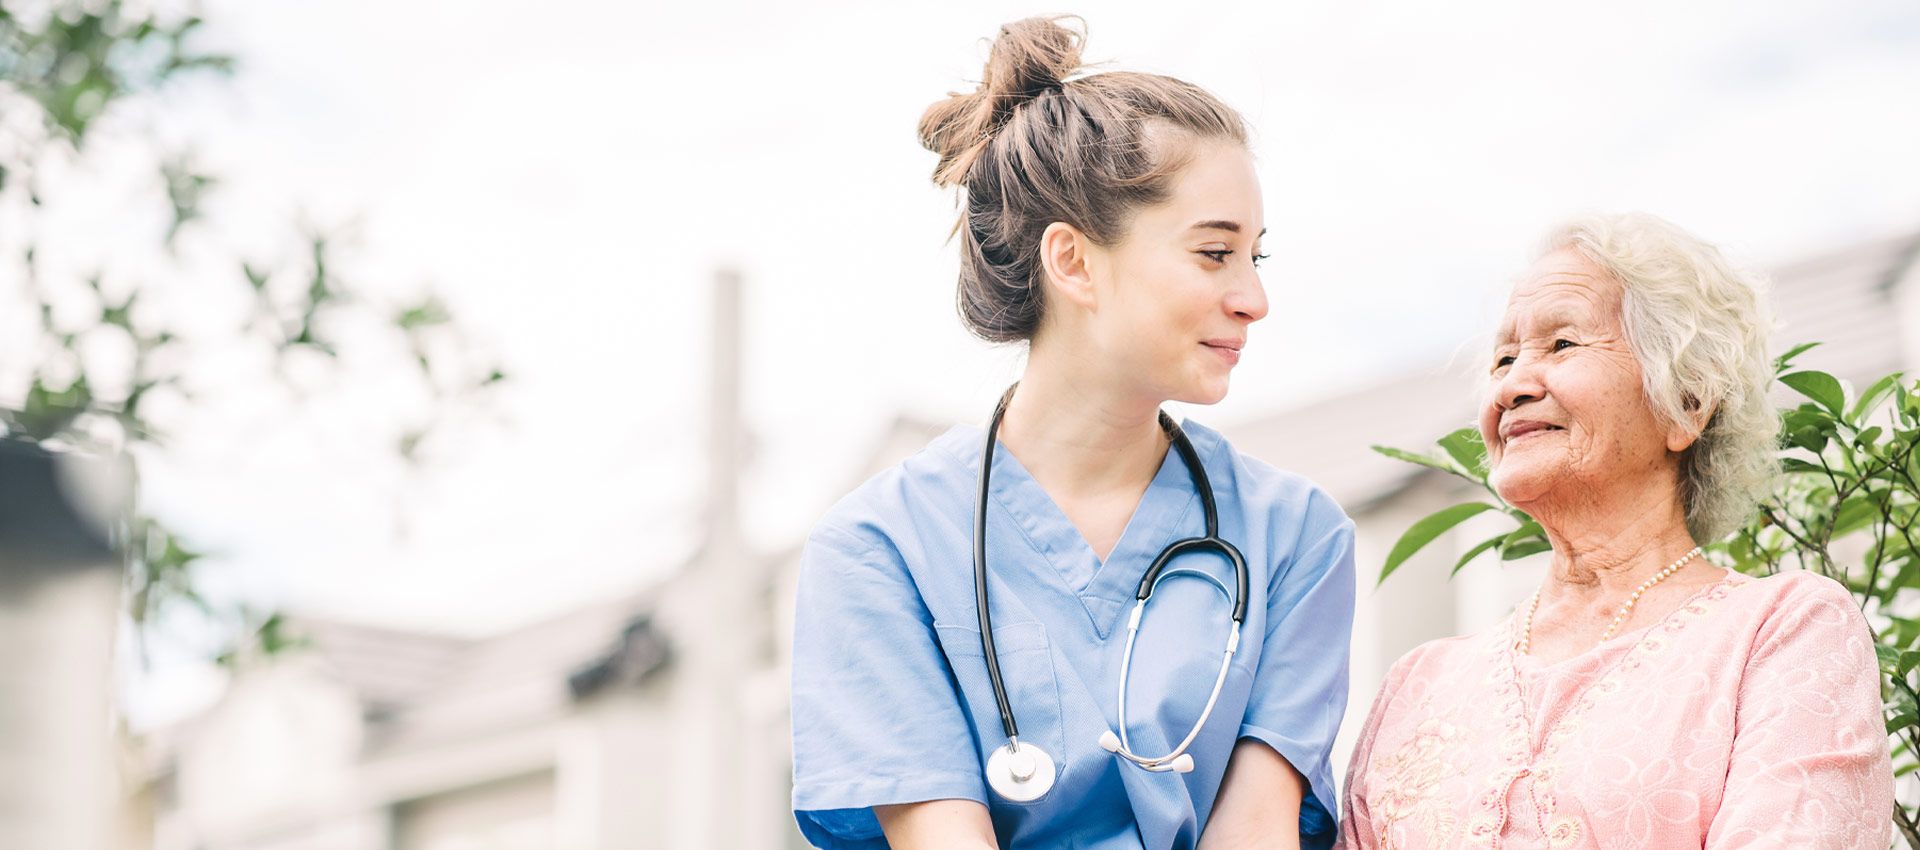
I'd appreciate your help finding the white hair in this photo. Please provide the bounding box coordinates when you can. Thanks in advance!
[1543,212,1779,542]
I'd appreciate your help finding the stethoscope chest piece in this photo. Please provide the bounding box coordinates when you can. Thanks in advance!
[985,740,1056,802]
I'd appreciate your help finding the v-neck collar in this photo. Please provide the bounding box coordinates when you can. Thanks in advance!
[960,420,1207,639]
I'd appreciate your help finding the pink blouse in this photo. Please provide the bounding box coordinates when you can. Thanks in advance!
[1339,570,1894,849]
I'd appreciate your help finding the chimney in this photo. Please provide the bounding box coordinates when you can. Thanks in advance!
[705,267,743,555]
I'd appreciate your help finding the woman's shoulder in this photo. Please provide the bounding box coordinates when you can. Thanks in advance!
[1392,628,1495,682]
[806,423,978,555]
[1181,417,1353,534]
[1736,567,1854,605]
[1724,568,1868,642]
[1358,629,1499,726]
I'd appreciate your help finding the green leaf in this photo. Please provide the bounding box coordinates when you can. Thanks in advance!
[1437,427,1489,478]
[1780,457,1826,475]
[1501,538,1554,560]
[243,262,270,291]
[1849,372,1904,424]
[1774,342,1821,373]
[1497,520,1553,560]
[1891,679,1919,713]
[1451,535,1503,576]
[1787,427,1828,454]
[1900,650,1920,679]
[1855,426,1883,450]
[1781,407,1831,433]
[1371,445,1455,475]
[1780,371,1846,417]
[1888,710,1917,734]
[1879,644,1903,673]
[396,296,452,330]
[1379,502,1501,582]
[1833,493,1881,538]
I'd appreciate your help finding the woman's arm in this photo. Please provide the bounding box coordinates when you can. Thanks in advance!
[875,799,998,849]
[790,525,994,847]
[1227,498,1357,848]
[1197,738,1306,850]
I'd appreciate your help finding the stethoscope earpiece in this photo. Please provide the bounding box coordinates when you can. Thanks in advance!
[973,383,1249,802]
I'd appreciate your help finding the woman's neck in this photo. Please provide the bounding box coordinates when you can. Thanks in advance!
[993,363,1170,505]
[1530,482,1705,601]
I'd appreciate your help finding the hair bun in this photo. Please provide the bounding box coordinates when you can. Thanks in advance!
[918,16,1086,187]
[982,16,1084,104]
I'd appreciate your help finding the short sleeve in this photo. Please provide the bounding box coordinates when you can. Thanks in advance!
[789,523,987,849]
[1705,575,1895,849]
[1235,498,1357,850]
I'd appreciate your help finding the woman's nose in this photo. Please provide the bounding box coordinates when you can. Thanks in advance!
[1495,355,1546,410]
[1228,271,1268,323]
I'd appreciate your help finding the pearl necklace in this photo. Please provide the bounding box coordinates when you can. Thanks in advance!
[1516,545,1704,655]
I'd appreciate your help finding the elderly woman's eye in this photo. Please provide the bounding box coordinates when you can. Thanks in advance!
[1494,354,1515,369]
[1553,339,1576,351]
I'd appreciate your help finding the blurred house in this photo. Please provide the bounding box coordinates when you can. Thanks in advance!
[141,231,1920,850]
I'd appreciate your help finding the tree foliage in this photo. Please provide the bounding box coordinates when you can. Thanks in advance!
[1,1,504,660]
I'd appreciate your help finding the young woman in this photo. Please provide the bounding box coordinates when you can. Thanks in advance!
[790,17,1356,849]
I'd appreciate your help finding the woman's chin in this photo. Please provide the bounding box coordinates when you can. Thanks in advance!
[1179,382,1230,407]
[1489,460,1563,507]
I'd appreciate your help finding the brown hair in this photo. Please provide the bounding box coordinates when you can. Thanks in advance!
[918,16,1249,343]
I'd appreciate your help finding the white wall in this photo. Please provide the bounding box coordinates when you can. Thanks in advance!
[393,771,556,850]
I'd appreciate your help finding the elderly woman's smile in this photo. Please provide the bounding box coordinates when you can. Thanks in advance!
[1477,248,1696,512]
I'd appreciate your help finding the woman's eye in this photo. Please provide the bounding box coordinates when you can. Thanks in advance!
[1199,250,1232,263]
[1553,338,1575,351]
[1251,252,1271,267]
[1494,355,1515,369]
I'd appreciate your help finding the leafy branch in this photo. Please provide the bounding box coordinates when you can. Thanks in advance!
[1,1,507,662]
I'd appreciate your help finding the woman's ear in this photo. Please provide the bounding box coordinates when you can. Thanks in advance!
[1666,399,1715,453]
[1038,221,1098,311]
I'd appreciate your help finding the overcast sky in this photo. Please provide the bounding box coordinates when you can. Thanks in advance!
[118,0,1920,724]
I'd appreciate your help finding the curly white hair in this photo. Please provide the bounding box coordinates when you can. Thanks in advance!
[1542,212,1780,542]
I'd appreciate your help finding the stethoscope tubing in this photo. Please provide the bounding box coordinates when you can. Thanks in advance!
[973,383,1250,780]
[974,385,1024,744]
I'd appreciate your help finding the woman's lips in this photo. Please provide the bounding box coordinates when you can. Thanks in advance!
[1202,341,1241,366]
[1504,423,1563,445]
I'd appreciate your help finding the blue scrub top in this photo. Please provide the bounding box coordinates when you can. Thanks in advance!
[789,418,1355,849]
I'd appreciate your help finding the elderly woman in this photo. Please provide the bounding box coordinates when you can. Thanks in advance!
[1338,213,1895,849]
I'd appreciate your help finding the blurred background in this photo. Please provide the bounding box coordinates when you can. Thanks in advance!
[3,0,1918,848]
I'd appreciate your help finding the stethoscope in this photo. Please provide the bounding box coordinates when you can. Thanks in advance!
[972,384,1250,802]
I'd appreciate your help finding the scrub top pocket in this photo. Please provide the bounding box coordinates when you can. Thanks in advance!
[934,621,1068,805]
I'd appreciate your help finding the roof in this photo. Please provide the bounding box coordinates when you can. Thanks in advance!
[1765,228,1920,387]
[291,618,474,711]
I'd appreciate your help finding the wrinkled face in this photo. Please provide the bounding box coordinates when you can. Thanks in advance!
[1479,248,1688,509]
[1085,140,1268,405]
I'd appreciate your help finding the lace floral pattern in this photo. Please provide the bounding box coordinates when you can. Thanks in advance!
[1369,713,1463,847]
[1338,572,1894,849]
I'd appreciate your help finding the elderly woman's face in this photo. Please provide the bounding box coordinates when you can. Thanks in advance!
[1478,249,1696,509]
